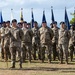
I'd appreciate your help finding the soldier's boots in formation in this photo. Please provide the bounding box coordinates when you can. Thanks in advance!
[10,63,22,68]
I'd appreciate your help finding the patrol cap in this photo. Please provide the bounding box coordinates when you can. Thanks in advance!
[6,21,10,23]
[27,23,31,25]
[60,22,65,25]
[18,22,22,25]
[42,21,47,23]
[2,21,6,24]
[34,21,37,24]
[50,23,53,25]
[52,21,57,24]
[12,19,17,23]
[23,21,27,24]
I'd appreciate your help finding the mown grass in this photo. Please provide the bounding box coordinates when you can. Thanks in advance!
[0,53,75,75]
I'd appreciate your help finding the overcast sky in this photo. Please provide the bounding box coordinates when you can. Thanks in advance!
[0,0,75,25]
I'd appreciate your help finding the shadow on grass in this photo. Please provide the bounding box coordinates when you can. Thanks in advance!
[0,67,75,73]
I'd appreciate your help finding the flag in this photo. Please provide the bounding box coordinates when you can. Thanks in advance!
[0,11,3,24]
[42,10,46,23]
[31,8,34,28]
[11,9,14,22]
[20,8,24,22]
[51,6,55,22]
[65,7,70,30]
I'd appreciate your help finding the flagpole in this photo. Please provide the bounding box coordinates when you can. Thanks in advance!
[11,9,14,22]
[21,8,23,12]
[74,7,75,25]
[31,8,33,13]
[51,6,53,9]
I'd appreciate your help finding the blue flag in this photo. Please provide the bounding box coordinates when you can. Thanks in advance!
[51,6,55,22]
[42,10,46,23]
[65,8,70,30]
[31,8,34,28]
[0,12,3,24]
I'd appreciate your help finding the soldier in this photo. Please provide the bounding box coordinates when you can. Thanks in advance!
[0,21,6,59]
[52,21,59,61]
[27,23,31,29]
[69,25,75,61]
[32,21,41,60]
[9,19,23,68]
[3,21,11,61]
[22,21,33,63]
[58,22,70,64]
[39,21,53,63]
[17,22,23,28]
[50,23,53,29]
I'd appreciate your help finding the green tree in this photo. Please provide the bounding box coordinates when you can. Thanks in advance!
[70,18,75,25]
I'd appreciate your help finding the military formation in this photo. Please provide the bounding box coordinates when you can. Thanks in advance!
[0,19,75,68]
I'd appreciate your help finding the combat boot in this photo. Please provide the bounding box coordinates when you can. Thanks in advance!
[10,62,15,68]
[48,59,51,64]
[20,64,22,68]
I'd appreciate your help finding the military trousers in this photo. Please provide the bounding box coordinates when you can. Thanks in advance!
[41,44,52,63]
[10,47,22,67]
[4,46,11,61]
[59,44,68,63]
[22,43,32,62]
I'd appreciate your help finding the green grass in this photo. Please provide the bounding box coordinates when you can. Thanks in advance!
[0,54,75,75]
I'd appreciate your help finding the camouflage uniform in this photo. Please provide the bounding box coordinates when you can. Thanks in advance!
[22,27,33,62]
[9,27,23,68]
[4,27,11,61]
[32,27,41,60]
[58,28,70,64]
[39,26,53,63]
[69,28,75,61]
[52,27,59,60]
[0,27,6,59]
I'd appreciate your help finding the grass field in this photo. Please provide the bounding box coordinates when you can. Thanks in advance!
[0,56,75,75]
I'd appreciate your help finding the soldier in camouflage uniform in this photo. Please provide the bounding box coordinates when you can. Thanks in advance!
[39,21,53,63]
[58,22,70,64]
[50,23,53,29]
[22,21,33,63]
[69,25,75,61]
[52,21,59,61]
[32,21,41,60]
[3,21,11,61]
[0,22,6,59]
[9,19,23,68]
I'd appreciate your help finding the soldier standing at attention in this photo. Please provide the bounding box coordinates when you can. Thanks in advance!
[0,21,6,60]
[58,22,70,64]
[3,21,11,61]
[69,25,75,61]
[32,21,41,60]
[22,21,33,63]
[9,19,23,68]
[39,21,54,63]
[52,21,59,61]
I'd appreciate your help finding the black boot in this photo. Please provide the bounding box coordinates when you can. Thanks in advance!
[10,62,15,68]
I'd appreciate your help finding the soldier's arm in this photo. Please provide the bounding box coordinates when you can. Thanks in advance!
[19,29,24,41]
[68,30,71,40]
[0,28,1,42]
[50,28,54,40]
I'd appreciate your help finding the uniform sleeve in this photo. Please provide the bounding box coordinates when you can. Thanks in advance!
[50,28,54,40]
[29,29,33,39]
[19,29,24,41]
[68,30,71,40]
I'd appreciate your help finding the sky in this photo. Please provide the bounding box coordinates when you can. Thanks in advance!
[0,0,75,26]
